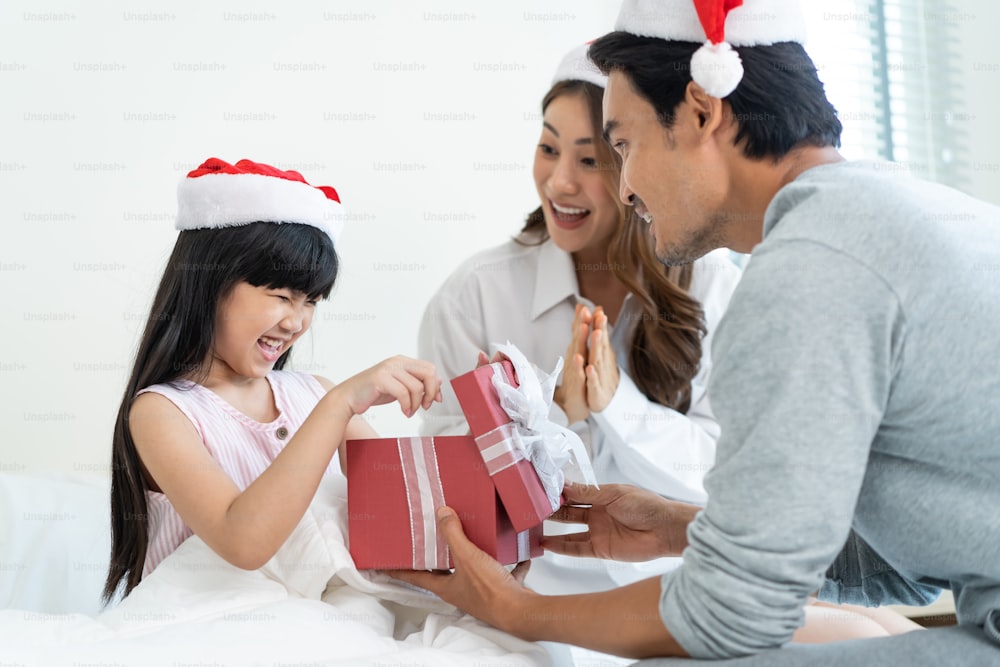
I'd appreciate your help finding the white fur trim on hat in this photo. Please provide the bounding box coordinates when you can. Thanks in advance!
[615,0,806,47]
[176,172,345,245]
[614,0,806,97]
[551,42,607,88]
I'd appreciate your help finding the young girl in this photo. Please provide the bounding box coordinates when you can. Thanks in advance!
[104,158,441,601]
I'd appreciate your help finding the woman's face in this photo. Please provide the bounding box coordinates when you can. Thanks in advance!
[533,93,621,257]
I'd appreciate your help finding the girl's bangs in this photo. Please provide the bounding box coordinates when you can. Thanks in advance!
[242,223,338,300]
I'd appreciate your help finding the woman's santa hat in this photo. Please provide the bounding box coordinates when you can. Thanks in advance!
[176,158,345,245]
[551,42,607,89]
[614,0,806,98]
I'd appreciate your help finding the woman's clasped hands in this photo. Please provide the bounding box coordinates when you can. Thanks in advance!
[554,304,620,424]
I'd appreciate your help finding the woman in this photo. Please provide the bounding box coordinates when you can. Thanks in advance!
[418,43,740,595]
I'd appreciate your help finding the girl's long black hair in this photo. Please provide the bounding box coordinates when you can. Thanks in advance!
[104,222,337,602]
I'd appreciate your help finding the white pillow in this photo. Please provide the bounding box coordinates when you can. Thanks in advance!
[0,473,111,615]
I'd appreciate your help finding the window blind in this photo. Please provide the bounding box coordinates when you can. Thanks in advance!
[801,0,967,188]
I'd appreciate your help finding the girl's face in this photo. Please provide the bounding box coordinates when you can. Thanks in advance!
[208,282,316,381]
[533,93,620,257]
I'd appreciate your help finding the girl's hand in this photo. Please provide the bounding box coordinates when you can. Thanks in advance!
[585,306,619,413]
[554,304,591,424]
[340,356,442,417]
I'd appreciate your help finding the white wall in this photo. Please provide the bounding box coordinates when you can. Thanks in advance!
[0,0,619,476]
[1,1,997,478]
[952,3,1000,204]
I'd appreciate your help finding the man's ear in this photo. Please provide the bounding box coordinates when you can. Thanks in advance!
[683,81,726,140]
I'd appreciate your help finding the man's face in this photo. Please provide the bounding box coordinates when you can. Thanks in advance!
[602,71,731,266]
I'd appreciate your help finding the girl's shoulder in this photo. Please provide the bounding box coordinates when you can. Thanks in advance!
[130,382,204,444]
[134,379,215,422]
[136,378,200,403]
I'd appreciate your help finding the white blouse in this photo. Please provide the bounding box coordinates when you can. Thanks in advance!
[418,237,741,592]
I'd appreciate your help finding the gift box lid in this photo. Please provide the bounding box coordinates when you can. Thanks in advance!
[450,360,518,437]
[450,360,563,531]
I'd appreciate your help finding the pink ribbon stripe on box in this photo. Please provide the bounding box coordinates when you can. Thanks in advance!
[396,437,450,570]
[474,422,526,476]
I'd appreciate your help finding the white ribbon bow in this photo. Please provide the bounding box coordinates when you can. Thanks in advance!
[489,341,598,511]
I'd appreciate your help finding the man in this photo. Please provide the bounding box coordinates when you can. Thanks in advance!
[395,0,1000,662]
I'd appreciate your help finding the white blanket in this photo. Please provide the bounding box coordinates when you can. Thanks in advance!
[0,475,551,666]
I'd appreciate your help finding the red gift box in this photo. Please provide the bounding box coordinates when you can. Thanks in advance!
[451,361,558,533]
[347,435,543,570]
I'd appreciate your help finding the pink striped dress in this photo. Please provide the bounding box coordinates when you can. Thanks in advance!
[137,371,332,576]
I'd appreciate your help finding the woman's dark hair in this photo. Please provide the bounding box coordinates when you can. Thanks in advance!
[589,33,842,159]
[103,222,337,602]
[520,79,706,412]
[610,213,705,412]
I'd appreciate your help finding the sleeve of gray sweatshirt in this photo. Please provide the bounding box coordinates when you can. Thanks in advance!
[658,239,907,658]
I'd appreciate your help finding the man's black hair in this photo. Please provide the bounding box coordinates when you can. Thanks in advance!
[589,32,842,159]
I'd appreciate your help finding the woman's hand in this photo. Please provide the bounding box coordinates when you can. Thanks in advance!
[585,306,620,413]
[337,355,442,418]
[554,304,592,424]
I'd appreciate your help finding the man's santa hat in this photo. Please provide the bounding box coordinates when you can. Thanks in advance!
[551,41,607,89]
[614,0,807,98]
[176,158,345,245]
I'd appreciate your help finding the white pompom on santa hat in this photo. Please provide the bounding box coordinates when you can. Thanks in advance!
[614,0,807,98]
[176,158,346,246]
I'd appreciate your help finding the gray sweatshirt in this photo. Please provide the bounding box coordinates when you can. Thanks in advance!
[659,161,1000,658]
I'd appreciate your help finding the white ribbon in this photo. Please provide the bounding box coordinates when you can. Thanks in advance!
[488,341,598,512]
[397,437,450,570]
[475,422,526,476]
[516,529,531,562]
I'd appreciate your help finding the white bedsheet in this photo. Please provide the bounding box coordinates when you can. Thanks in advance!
[0,475,551,666]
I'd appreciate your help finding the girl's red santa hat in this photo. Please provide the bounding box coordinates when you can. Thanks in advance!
[176,158,345,245]
[614,0,806,98]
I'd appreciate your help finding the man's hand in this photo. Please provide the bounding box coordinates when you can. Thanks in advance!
[392,502,688,659]
[544,482,700,562]
[388,507,535,633]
